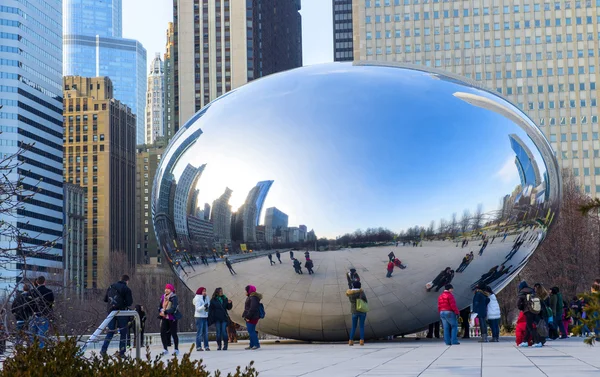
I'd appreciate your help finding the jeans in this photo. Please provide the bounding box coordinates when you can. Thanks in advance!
[215,321,228,347]
[100,315,129,355]
[195,318,209,349]
[488,318,500,339]
[440,311,459,345]
[247,322,260,348]
[477,313,488,338]
[349,312,366,340]
[556,318,568,338]
[30,316,50,348]
[386,270,392,278]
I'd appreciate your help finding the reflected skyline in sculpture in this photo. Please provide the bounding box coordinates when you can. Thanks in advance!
[152,62,560,341]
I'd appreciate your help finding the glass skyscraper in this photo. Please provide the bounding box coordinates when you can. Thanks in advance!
[0,0,64,288]
[63,0,147,144]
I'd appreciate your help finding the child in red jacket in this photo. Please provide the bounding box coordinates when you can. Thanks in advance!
[515,311,533,346]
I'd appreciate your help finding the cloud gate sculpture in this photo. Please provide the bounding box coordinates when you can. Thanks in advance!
[153,62,560,341]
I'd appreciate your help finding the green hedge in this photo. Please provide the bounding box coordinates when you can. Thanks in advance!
[2,338,258,377]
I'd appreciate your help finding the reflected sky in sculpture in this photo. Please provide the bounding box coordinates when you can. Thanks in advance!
[157,64,555,238]
[152,62,560,341]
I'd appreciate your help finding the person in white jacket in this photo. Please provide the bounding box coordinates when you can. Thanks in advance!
[485,286,502,342]
[193,287,210,351]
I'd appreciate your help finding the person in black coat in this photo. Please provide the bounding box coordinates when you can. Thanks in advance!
[11,283,34,343]
[100,275,133,356]
[208,287,233,350]
[305,258,314,274]
[275,250,282,263]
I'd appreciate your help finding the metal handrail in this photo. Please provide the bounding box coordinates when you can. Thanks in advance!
[83,310,141,359]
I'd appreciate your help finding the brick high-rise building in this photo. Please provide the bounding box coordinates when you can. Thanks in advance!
[63,76,136,288]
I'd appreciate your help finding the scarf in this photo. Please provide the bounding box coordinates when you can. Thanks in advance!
[162,293,172,313]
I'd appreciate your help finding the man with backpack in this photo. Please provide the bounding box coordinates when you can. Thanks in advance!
[100,274,133,356]
[517,281,542,347]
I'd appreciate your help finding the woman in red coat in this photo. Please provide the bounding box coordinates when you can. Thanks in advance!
[386,261,394,278]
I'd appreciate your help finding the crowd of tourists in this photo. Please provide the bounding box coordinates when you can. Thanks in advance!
[431,278,600,347]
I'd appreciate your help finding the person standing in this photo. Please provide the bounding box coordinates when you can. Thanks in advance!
[305,258,314,275]
[486,286,501,342]
[11,283,33,345]
[134,305,146,347]
[100,275,133,356]
[293,258,303,274]
[517,281,542,347]
[275,250,282,263]
[347,268,360,289]
[289,250,294,260]
[225,257,236,275]
[193,287,210,351]
[346,281,368,346]
[242,285,263,350]
[459,307,471,339]
[386,260,394,278]
[159,284,182,356]
[437,284,460,345]
[472,283,490,342]
[268,253,275,266]
[208,287,232,350]
[550,287,567,339]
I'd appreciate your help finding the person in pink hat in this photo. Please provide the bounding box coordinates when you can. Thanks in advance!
[159,283,182,356]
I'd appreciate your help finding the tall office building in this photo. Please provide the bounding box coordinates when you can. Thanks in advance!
[211,187,233,249]
[63,183,85,298]
[164,22,178,141]
[135,141,166,266]
[333,0,355,61]
[146,54,165,144]
[63,0,147,144]
[63,76,136,288]
[173,163,206,249]
[265,207,289,229]
[173,0,303,126]
[0,0,64,288]
[351,1,600,195]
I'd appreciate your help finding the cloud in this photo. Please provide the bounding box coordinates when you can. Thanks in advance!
[495,156,519,184]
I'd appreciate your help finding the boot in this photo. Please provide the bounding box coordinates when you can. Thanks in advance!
[359,340,364,346]
[348,340,354,346]
[478,334,489,343]
[217,341,222,351]
[223,340,228,350]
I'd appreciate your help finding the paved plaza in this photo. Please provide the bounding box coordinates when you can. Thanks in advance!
[96,336,600,376]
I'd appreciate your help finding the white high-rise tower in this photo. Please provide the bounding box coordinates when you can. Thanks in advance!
[146,53,165,144]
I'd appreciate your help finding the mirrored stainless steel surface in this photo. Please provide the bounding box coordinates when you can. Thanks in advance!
[152,62,560,341]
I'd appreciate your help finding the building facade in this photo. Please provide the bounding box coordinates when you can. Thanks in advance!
[173,163,206,249]
[146,54,165,144]
[164,22,178,141]
[352,0,600,195]
[63,76,136,288]
[210,187,233,249]
[173,0,303,126]
[0,0,64,288]
[135,141,166,266]
[63,0,147,145]
[333,0,355,61]
[63,183,85,298]
[265,207,289,229]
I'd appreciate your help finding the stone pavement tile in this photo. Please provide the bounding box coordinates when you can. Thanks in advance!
[418,366,481,376]
[482,367,547,377]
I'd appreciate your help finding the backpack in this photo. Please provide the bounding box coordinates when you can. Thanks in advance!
[258,303,266,319]
[526,293,541,314]
[536,318,549,338]
[107,284,125,311]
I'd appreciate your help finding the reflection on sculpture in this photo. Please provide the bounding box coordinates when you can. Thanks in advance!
[153,62,560,341]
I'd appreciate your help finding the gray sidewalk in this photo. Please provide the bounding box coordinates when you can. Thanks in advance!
[92,336,600,376]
